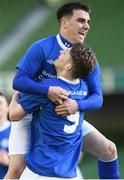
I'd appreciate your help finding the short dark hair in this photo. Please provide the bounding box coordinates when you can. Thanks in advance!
[56,2,90,22]
[70,43,97,79]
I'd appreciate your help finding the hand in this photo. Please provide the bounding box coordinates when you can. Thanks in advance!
[48,86,68,105]
[55,99,78,116]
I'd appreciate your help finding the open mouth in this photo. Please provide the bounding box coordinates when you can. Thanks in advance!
[79,32,85,36]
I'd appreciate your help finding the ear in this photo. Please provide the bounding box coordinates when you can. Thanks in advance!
[61,17,69,28]
[65,64,73,72]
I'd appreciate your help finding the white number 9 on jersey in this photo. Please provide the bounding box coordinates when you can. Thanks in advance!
[64,111,79,134]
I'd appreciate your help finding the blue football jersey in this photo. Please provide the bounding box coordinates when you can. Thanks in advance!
[19,78,88,178]
[16,34,102,112]
[0,121,11,179]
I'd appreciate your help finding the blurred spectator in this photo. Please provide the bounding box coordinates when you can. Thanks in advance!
[0,92,11,179]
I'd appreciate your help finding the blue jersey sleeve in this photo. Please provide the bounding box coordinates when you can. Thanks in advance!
[77,63,103,111]
[13,70,49,95]
[17,41,44,77]
[13,36,56,95]
[13,40,49,94]
[19,93,47,114]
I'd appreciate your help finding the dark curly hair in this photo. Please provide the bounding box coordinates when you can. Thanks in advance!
[70,43,97,79]
[56,2,90,23]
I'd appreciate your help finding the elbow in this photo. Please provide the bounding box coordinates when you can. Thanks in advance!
[96,95,103,109]
[9,111,20,122]
[13,70,25,91]
[13,76,19,90]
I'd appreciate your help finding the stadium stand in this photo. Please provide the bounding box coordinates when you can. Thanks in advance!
[0,0,46,40]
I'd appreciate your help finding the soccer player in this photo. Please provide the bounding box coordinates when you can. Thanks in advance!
[5,2,120,179]
[9,43,97,179]
[0,92,11,179]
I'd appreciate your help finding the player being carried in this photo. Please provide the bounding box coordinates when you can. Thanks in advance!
[9,43,96,179]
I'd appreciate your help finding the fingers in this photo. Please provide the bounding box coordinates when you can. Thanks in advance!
[48,86,68,104]
[54,99,63,105]
[59,94,68,100]
[55,106,65,112]
[59,88,69,97]
[55,109,69,116]
[55,106,69,116]
[54,92,68,104]
[60,90,68,98]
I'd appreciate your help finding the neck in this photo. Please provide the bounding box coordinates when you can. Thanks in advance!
[60,31,73,44]
[57,72,76,82]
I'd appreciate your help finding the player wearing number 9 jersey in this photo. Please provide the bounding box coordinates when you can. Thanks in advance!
[20,77,88,178]
[9,43,97,179]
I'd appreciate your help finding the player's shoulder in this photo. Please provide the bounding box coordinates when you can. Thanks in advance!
[29,35,56,54]
[35,35,56,46]
[26,35,56,56]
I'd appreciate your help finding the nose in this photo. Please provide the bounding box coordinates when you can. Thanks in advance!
[84,22,90,31]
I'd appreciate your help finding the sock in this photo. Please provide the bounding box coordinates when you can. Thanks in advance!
[97,159,120,179]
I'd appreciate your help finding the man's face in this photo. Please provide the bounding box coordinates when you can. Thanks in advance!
[0,96,8,119]
[62,10,90,43]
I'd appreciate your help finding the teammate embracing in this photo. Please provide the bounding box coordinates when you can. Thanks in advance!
[5,2,120,179]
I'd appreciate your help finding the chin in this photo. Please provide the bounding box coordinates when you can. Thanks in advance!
[77,39,84,43]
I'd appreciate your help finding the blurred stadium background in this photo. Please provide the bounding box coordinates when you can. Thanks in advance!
[0,0,123,178]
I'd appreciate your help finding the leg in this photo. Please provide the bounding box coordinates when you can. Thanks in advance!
[83,127,117,160]
[77,152,84,179]
[4,115,32,179]
[5,155,25,179]
[82,120,120,179]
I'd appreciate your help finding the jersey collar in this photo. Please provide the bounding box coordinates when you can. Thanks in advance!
[56,33,72,50]
[58,77,80,84]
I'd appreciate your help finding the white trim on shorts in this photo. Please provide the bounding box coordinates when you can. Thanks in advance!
[20,166,78,180]
[82,120,96,136]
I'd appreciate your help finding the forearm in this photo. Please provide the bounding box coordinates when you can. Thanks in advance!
[77,93,103,111]
[9,92,27,121]
[80,63,103,111]
[13,70,49,95]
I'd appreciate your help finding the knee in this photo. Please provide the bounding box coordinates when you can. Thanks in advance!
[101,140,117,161]
[108,141,117,159]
